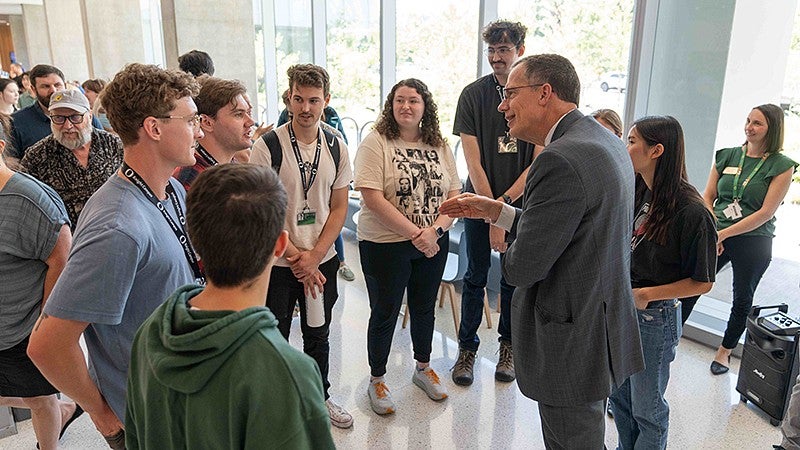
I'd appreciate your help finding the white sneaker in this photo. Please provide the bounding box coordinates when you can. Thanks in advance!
[413,366,448,401]
[325,398,353,428]
[367,378,396,415]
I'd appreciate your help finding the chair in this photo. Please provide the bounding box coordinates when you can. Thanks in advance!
[402,231,492,333]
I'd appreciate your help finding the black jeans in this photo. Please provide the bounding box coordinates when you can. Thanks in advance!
[266,256,339,398]
[360,236,448,377]
[459,218,514,351]
[717,235,773,349]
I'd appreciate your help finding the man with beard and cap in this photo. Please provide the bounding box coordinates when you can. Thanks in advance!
[9,65,103,160]
[22,89,123,228]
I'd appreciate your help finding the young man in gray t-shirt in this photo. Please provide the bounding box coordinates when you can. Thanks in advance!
[28,64,202,447]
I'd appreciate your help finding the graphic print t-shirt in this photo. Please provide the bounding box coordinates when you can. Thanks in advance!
[354,130,462,243]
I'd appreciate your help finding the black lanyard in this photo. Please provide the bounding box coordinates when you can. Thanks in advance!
[121,162,204,283]
[287,123,322,203]
[195,144,219,166]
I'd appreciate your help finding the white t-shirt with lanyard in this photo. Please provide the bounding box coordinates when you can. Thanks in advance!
[250,122,352,268]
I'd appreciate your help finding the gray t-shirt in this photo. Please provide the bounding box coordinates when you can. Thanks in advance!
[44,174,194,420]
[0,172,69,350]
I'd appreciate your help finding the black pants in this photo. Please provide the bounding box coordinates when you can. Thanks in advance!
[359,237,448,377]
[266,256,339,398]
[717,235,772,349]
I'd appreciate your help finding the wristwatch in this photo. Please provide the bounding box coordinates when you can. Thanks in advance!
[501,194,513,204]
[435,226,445,238]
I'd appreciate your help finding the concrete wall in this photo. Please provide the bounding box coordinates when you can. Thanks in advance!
[164,0,258,113]
[628,0,796,188]
[20,4,50,66]
[43,0,89,81]
[714,0,796,152]
[81,0,146,80]
[9,14,29,68]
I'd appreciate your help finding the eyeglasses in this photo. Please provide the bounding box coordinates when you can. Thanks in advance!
[50,113,86,125]
[501,84,545,101]
[155,114,201,127]
[484,46,516,56]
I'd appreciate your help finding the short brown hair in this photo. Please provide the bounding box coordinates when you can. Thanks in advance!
[101,63,199,146]
[287,64,330,97]
[592,109,623,137]
[513,54,581,106]
[81,78,106,94]
[186,164,287,287]
[195,76,248,117]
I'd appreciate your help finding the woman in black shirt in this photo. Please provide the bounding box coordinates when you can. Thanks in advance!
[609,116,717,449]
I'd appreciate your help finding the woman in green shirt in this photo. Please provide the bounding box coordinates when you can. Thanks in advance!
[702,104,797,375]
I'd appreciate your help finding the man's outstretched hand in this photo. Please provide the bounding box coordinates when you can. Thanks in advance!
[439,193,503,223]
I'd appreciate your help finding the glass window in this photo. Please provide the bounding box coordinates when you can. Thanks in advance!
[326,0,381,147]
[499,0,635,119]
[274,0,313,116]
[140,0,165,66]
[396,0,479,162]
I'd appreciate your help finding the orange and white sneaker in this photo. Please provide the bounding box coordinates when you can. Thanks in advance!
[368,377,396,415]
[413,366,448,401]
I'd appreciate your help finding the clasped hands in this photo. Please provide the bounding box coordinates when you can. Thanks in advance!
[411,227,439,258]
[286,249,326,298]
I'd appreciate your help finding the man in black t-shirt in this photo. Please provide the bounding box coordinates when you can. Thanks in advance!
[451,20,535,386]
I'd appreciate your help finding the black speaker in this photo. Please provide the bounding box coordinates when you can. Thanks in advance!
[736,304,800,426]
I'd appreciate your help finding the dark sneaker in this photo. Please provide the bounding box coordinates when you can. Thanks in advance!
[495,341,515,382]
[452,349,476,386]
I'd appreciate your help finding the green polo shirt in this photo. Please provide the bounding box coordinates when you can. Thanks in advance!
[713,146,797,237]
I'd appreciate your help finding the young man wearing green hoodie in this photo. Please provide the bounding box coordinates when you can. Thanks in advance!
[125,163,335,450]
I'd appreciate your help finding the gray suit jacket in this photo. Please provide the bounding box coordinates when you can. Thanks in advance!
[503,109,644,406]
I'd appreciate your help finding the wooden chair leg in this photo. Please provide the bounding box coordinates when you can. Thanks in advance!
[438,284,445,308]
[496,292,501,313]
[446,283,459,335]
[483,293,493,329]
[402,302,409,329]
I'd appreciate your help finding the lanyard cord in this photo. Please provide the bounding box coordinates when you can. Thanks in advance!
[732,145,768,200]
[195,144,219,166]
[120,162,204,282]
[287,123,322,204]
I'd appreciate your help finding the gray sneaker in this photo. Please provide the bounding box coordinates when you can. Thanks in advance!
[367,378,395,415]
[413,367,448,401]
[495,341,516,382]
[325,398,353,429]
[452,349,476,386]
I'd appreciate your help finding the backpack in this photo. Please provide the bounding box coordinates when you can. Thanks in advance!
[260,128,341,176]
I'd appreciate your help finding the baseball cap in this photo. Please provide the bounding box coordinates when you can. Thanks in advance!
[49,89,90,113]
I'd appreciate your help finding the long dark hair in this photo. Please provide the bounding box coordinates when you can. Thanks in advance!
[374,78,444,148]
[633,115,705,246]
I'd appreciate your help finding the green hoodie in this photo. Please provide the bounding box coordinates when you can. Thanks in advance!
[125,284,335,450]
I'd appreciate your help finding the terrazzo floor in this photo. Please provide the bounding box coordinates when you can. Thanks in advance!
[0,230,785,449]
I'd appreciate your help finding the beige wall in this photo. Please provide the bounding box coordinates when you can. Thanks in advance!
[81,0,146,80]
[43,0,88,82]
[9,14,29,68]
[165,0,258,113]
[21,4,51,67]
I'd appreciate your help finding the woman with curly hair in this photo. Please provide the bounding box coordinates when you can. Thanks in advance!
[354,78,461,415]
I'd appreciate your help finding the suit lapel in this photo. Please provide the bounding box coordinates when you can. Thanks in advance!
[550,109,583,143]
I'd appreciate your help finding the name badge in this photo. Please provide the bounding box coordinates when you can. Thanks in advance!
[723,200,743,220]
[498,135,518,154]
[297,208,317,225]
[722,166,740,175]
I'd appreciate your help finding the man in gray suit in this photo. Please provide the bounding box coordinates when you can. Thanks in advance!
[440,54,644,449]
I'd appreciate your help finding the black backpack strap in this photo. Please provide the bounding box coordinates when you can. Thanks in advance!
[261,130,282,173]
[321,128,341,176]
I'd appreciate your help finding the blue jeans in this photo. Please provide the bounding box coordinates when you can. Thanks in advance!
[458,218,514,351]
[610,300,682,450]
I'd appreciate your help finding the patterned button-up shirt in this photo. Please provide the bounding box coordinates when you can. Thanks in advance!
[21,128,124,228]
